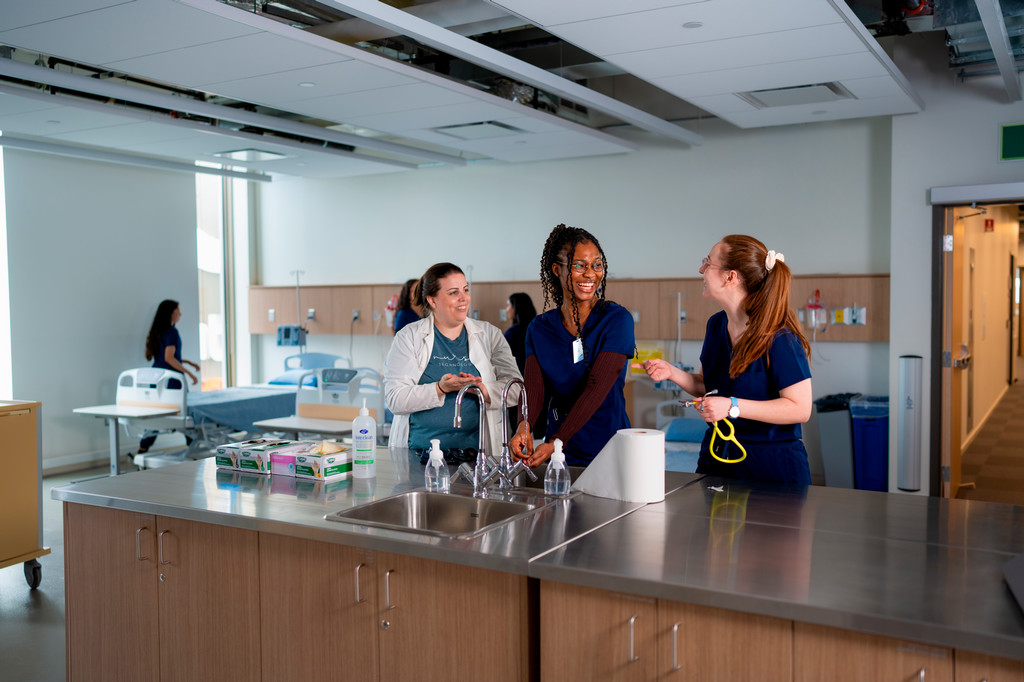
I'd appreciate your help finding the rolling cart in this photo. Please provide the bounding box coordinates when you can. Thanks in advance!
[0,400,50,589]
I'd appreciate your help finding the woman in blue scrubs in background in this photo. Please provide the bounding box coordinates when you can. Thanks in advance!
[510,224,634,467]
[636,235,813,484]
[138,299,199,454]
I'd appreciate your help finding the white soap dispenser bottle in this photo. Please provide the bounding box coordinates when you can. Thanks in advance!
[352,398,377,478]
[424,438,450,493]
[544,438,571,496]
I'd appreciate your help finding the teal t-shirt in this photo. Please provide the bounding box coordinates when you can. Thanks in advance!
[408,326,481,451]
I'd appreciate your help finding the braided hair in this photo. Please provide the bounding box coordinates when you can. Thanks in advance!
[539,224,609,362]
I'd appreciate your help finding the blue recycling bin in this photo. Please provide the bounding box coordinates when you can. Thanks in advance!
[849,396,889,492]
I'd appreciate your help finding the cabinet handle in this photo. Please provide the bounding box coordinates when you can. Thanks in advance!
[385,570,396,610]
[158,530,172,566]
[354,563,366,604]
[671,622,681,671]
[628,615,639,663]
[135,527,151,561]
[917,668,925,681]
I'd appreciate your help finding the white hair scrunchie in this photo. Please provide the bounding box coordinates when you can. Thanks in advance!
[765,250,785,272]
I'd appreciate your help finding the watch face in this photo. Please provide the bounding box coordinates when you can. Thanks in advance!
[729,405,740,418]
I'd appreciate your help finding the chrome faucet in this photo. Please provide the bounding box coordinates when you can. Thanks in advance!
[500,378,538,490]
[453,384,504,496]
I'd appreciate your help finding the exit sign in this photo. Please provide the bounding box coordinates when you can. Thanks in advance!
[1001,123,1024,161]
[985,219,994,232]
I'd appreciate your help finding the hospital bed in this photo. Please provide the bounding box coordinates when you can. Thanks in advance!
[253,367,385,441]
[657,399,703,473]
[113,367,299,467]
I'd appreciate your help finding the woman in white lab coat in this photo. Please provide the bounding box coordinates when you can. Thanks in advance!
[384,263,521,455]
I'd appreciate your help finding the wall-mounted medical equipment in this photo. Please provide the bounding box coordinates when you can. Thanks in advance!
[897,355,922,492]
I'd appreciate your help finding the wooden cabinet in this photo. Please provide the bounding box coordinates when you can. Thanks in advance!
[260,533,531,682]
[610,280,661,340]
[658,601,791,681]
[0,401,46,579]
[541,581,658,681]
[794,622,952,682]
[955,651,1024,681]
[64,504,260,682]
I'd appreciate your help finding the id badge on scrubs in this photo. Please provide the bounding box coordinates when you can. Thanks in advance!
[572,337,584,364]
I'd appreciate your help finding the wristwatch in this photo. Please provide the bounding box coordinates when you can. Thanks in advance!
[728,396,740,419]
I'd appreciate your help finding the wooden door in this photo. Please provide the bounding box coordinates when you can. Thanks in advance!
[540,580,657,682]
[64,504,159,682]
[377,552,531,682]
[156,517,261,682]
[658,601,791,681]
[793,623,952,682]
[955,650,1024,681]
[259,533,379,681]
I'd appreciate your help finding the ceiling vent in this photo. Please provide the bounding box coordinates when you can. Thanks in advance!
[433,121,525,140]
[736,82,855,109]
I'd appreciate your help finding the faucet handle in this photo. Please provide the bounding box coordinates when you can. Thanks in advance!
[508,459,538,482]
[450,463,473,485]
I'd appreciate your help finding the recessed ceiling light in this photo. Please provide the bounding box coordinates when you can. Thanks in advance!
[298,82,316,88]
[682,21,704,29]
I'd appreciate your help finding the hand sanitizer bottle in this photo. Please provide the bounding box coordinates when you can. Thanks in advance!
[352,398,376,478]
[544,438,571,496]
[424,438,450,493]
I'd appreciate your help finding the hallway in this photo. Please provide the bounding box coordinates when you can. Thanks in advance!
[957,373,1024,505]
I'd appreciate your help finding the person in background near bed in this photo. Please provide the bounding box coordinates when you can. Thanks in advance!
[138,299,200,454]
[393,278,422,334]
[384,263,521,454]
[633,234,813,485]
[509,224,635,468]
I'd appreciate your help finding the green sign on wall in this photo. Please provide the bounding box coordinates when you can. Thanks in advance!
[1001,123,1024,161]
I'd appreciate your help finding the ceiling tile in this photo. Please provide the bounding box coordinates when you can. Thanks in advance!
[294,82,475,121]
[841,75,909,100]
[347,101,519,133]
[204,60,417,105]
[0,0,260,66]
[0,0,131,31]
[552,1,842,56]
[607,24,868,80]
[719,94,921,127]
[487,0,708,28]
[106,31,344,88]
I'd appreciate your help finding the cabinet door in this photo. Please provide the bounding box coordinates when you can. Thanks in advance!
[156,517,261,682]
[610,280,660,340]
[250,286,298,335]
[64,504,159,682]
[658,601,791,681]
[540,581,657,682]
[955,650,1024,681]
[794,623,952,682]
[259,533,379,681]
[0,404,40,560]
[378,552,531,682]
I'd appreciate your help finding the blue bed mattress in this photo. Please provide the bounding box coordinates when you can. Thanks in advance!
[187,386,296,433]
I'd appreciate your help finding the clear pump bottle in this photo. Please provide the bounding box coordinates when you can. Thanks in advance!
[424,438,450,493]
[352,398,376,478]
[544,438,571,496]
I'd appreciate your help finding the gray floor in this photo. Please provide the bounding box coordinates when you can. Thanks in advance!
[0,464,105,682]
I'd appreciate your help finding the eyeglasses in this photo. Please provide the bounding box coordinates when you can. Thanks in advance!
[559,259,605,274]
[701,256,723,271]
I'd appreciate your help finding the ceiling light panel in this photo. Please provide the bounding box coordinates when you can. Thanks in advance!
[0,0,260,66]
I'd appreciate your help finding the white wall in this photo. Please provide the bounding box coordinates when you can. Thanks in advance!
[4,150,198,468]
[256,116,895,399]
[890,31,1024,494]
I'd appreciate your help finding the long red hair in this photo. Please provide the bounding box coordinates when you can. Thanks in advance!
[719,235,810,377]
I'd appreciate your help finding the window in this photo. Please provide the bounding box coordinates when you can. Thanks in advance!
[196,172,225,391]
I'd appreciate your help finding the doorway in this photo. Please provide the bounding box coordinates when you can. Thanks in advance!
[935,197,1024,499]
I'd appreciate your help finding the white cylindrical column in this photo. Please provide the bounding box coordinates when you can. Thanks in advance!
[898,355,923,492]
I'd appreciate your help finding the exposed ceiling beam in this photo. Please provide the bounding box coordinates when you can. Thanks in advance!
[0,133,272,182]
[0,57,468,166]
[314,0,703,146]
[972,0,1023,102]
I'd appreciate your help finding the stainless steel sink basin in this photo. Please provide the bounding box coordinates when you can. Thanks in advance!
[324,490,542,538]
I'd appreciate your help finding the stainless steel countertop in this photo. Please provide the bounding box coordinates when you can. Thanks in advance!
[52,449,691,575]
[530,475,1024,661]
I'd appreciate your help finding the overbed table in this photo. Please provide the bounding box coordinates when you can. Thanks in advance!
[73,404,180,476]
[252,415,353,440]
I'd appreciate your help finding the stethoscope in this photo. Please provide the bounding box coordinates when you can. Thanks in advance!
[683,389,748,464]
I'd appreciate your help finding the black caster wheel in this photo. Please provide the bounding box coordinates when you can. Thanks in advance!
[24,559,41,590]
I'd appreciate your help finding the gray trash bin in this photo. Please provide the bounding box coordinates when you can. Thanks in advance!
[814,393,860,488]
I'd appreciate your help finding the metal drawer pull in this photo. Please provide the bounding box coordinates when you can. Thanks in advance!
[628,615,639,662]
[671,622,681,670]
[385,570,396,610]
[918,668,925,681]
[135,527,150,561]
[157,530,171,566]
[354,563,366,604]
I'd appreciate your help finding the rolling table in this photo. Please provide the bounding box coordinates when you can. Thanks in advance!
[252,415,353,440]
[73,404,180,476]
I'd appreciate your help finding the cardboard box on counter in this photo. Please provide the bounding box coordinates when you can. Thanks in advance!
[238,440,318,475]
[295,447,352,481]
[215,439,278,470]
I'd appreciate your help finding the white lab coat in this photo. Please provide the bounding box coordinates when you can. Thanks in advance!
[384,316,521,454]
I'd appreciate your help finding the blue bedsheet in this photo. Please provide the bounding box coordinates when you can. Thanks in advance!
[187,386,296,433]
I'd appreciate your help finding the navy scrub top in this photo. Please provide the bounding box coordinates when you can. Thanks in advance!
[698,311,812,484]
[525,301,634,465]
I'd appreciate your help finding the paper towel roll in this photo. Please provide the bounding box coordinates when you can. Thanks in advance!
[571,428,665,503]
